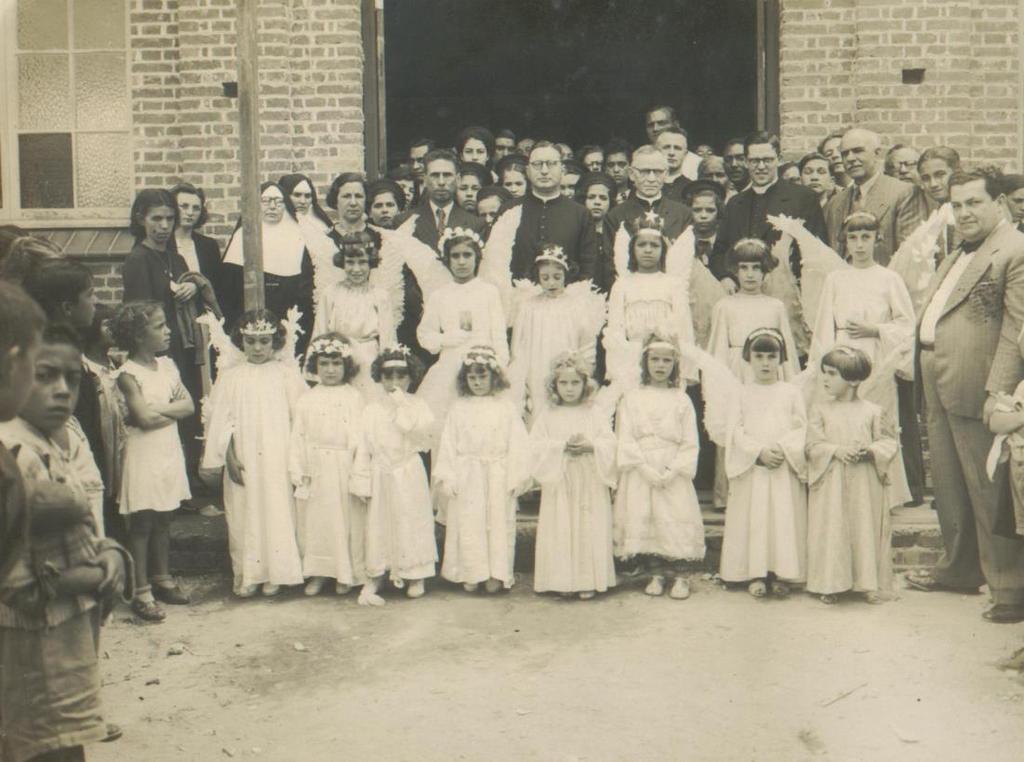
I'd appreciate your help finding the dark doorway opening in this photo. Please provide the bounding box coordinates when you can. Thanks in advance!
[382,0,761,167]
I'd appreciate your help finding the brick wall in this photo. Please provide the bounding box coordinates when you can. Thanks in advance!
[131,0,365,244]
[778,0,1024,169]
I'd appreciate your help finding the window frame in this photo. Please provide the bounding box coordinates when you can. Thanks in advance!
[0,0,133,228]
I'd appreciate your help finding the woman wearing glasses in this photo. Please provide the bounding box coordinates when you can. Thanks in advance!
[221,181,314,354]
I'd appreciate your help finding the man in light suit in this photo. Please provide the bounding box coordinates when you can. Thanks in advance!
[909,170,1024,623]
[824,128,923,265]
[394,149,486,364]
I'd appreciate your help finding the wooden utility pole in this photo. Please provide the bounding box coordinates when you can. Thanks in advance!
[237,0,264,310]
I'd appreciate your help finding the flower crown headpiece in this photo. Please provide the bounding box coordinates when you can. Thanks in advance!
[240,318,279,336]
[550,350,591,377]
[462,345,502,369]
[380,343,413,369]
[438,226,484,253]
[308,336,353,358]
[632,210,666,236]
[535,244,569,270]
[643,332,680,354]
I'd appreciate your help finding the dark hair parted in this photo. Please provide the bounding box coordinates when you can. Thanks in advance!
[366,179,407,214]
[304,332,359,380]
[456,126,496,160]
[130,188,179,242]
[230,308,287,351]
[112,300,165,354]
[727,237,775,274]
[743,131,781,156]
[917,146,961,173]
[370,347,425,392]
[21,258,94,321]
[842,210,881,236]
[603,138,633,162]
[627,228,668,272]
[458,162,492,188]
[325,172,367,212]
[169,182,209,229]
[798,152,830,172]
[422,149,459,174]
[332,228,382,269]
[576,172,617,205]
[820,345,872,383]
[0,280,47,356]
[441,233,484,274]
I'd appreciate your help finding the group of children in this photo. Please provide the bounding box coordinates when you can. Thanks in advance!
[169,212,906,610]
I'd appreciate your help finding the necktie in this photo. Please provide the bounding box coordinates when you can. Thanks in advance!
[696,239,711,266]
[436,206,446,230]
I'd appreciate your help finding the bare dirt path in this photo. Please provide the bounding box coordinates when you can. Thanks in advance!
[91,575,1024,761]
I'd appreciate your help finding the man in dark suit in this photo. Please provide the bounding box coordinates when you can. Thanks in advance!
[824,127,923,265]
[908,170,1024,623]
[394,149,486,363]
[718,131,828,279]
[605,145,693,257]
[509,141,597,285]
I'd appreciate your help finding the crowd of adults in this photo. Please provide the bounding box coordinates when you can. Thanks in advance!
[3,103,1024,624]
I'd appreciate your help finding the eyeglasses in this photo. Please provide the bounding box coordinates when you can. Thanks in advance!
[634,168,666,177]
[723,155,746,164]
[261,197,285,207]
[746,157,777,166]
[529,160,560,170]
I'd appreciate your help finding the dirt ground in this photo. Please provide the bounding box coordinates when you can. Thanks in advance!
[89,574,1024,762]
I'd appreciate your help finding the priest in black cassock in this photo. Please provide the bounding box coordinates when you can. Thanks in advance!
[509,142,597,284]
[718,131,827,279]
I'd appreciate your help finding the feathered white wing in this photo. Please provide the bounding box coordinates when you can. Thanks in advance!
[279,307,304,371]
[196,312,245,374]
[664,226,695,288]
[613,221,630,282]
[762,230,810,357]
[677,343,743,447]
[889,203,954,314]
[509,278,542,328]
[390,214,453,302]
[565,280,608,345]
[479,205,522,322]
[371,224,407,328]
[768,213,848,337]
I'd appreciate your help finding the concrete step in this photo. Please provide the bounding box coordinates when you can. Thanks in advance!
[170,492,942,577]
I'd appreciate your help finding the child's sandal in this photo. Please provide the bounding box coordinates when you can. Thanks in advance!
[819,594,838,605]
[578,591,596,601]
[131,598,166,622]
[462,582,479,593]
[644,575,666,596]
[669,577,691,600]
[748,580,768,598]
[406,579,426,599]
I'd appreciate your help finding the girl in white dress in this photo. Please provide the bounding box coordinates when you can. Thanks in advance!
[806,346,899,604]
[201,309,308,598]
[510,244,604,424]
[810,211,915,507]
[530,353,617,599]
[604,214,697,387]
[351,346,437,604]
[290,333,367,598]
[311,229,396,398]
[708,238,800,509]
[718,329,808,598]
[614,334,704,600]
[433,346,531,593]
[115,301,193,621]
[417,230,508,447]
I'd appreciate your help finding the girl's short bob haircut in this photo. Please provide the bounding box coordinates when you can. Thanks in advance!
[455,345,510,396]
[230,308,287,351]
[742,327,788,363]
[304,331,359,380]
[820,345,872,383]
[842,210,882,237]
[640,333,681,388]
[727,237,774,274]
[112,300,165,354]
[370,345,426,392]
[440,231,484,274]
[332,228,382,269]
[545,352,597,405]
[129,188,179,242]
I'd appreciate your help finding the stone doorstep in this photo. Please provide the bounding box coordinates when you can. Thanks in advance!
[169,495,942,577]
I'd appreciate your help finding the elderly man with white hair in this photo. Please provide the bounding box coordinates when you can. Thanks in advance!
[824,127,924,265]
